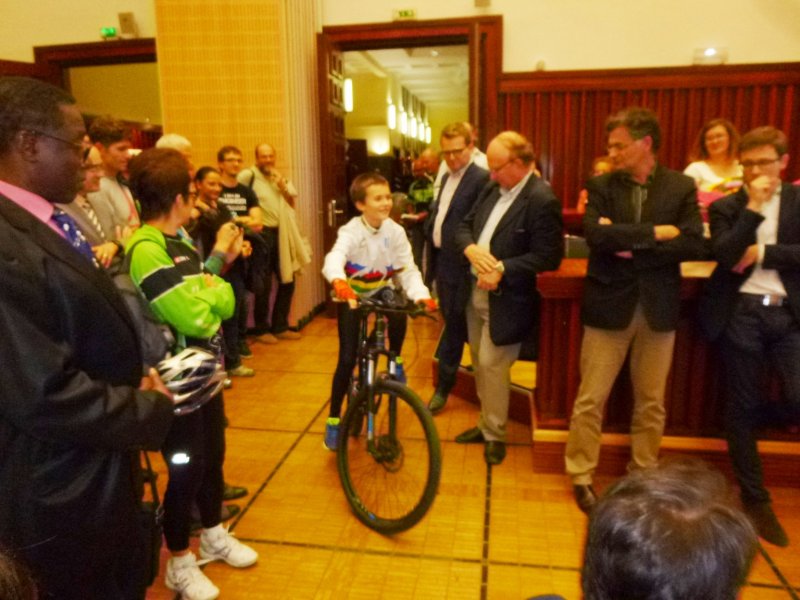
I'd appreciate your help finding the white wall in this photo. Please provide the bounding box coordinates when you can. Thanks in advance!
[0,0,155,62]
[3,0,798,70]
[321,0,800,71]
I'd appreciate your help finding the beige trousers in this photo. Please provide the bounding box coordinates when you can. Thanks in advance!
[465,287,521,442]
[565,305,675,485]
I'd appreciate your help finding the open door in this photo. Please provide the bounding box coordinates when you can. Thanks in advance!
[317,33,349,313]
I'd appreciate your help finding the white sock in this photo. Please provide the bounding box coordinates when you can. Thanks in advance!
[171,552,196,566]
[202,523,226,539]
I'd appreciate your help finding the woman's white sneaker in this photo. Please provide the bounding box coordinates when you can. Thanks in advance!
[165,552,219,600]
[200,524,259,568]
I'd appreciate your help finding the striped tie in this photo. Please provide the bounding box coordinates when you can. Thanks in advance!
[83,202,106,240]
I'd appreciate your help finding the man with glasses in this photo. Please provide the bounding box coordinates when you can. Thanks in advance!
[426,122,489,414]
[0,76,175,599]
[453,131,563,465]
[215,145,261,376]
[700,126,798,547]
[56,145,122,270]
[565,107,704,513]
[239,143,309,343]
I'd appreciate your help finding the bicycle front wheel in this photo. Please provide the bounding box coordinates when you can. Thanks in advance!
[338,378,441,534]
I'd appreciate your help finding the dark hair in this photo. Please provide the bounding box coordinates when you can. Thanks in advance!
[605,107,662,152]
[582,458,757,600]
[87,114,130,146]
[349,172,389,206]
[0,76,75,155]
[440,122,472,146]
[194,166,219,184]
[129,148,191,221]
[217,145,242,163]
[739,126,788,157]
[690,118,740,161]
[493,130,536,165]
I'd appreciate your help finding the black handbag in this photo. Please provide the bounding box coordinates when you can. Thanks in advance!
[138,451,163,589]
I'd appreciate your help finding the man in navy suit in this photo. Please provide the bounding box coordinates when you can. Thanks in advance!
[426,122,490,414]
[453,131,563,465]
[564,107,704,514]
[701,126,799,547]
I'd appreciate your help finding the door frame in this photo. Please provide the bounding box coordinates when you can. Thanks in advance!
[320,16,503,141]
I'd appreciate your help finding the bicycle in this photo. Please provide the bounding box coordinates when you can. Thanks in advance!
[336,289,442,534]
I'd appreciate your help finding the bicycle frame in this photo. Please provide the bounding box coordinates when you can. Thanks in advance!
[354,307,399,450]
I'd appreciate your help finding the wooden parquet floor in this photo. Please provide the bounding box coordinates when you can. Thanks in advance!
[145,313,800,599]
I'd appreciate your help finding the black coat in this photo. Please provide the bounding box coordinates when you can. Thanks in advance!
[454,174,563,351]
[581,164,705,332]
[700,183,800,340]
[0,195,173,556]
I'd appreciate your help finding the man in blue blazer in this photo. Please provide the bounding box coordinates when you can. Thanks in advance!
[453,131,563,465]
[426,122,490,414]
[565,107,704,514]
[700,126,799,547]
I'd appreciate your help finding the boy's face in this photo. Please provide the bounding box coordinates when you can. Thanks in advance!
[357,183,393,228]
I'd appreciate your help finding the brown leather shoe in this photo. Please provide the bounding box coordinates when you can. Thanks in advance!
[254,333,279,344]
[573,484,598,515]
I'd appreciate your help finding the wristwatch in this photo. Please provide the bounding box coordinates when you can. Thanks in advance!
[494,261,505,274]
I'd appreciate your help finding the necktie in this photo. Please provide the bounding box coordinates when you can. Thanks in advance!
[78,198,106,240]
[51,208,98,266]
[631,186,646,224]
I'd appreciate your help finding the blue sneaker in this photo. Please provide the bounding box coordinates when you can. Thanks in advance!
[394,357,407,384]
[324,417,340,451]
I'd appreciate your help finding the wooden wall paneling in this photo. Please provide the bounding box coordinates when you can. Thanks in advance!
[499,63,800,209]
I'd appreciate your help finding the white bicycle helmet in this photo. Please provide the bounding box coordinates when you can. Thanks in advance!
[156,347,226,416]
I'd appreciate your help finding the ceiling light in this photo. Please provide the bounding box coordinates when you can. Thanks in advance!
[343,78,354,112]
[693,47,728,65]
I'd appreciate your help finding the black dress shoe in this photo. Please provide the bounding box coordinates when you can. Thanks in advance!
[455,427,485,444]
[485,441,506,465]
[744,501,789,547]
[573,484,598,514]
[223,482,249,501]
[428,391,447,414]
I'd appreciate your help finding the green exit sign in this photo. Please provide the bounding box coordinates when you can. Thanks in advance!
[393,8,417,20]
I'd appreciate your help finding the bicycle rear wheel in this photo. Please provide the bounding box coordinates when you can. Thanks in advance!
[338,378,441,534]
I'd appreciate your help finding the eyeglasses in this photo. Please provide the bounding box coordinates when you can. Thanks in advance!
[440,147,467,158]
[223,157,243,163]
[30,130,84,153]
[606,141,634,153]
[741,158,780,169]
[489,159,514,174]
[82,163,104,173]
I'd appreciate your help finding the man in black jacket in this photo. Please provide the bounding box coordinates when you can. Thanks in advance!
[0,77,175,599]
[426,122,490,414]
[453,131,563,465]
[564,107,704,513]
[700,126,798,547]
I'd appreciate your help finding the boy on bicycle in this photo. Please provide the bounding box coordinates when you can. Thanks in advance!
[322,172,436,450]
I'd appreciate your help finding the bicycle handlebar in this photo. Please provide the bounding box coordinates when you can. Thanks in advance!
[329,290,437,320]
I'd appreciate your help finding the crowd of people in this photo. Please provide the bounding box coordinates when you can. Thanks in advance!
[0,77,308,600]
[0,73,798,600]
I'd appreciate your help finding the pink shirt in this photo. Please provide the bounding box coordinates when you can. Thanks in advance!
[0,179,64,237]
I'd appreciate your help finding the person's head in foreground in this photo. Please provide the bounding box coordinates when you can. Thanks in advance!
[582,458,757,600]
